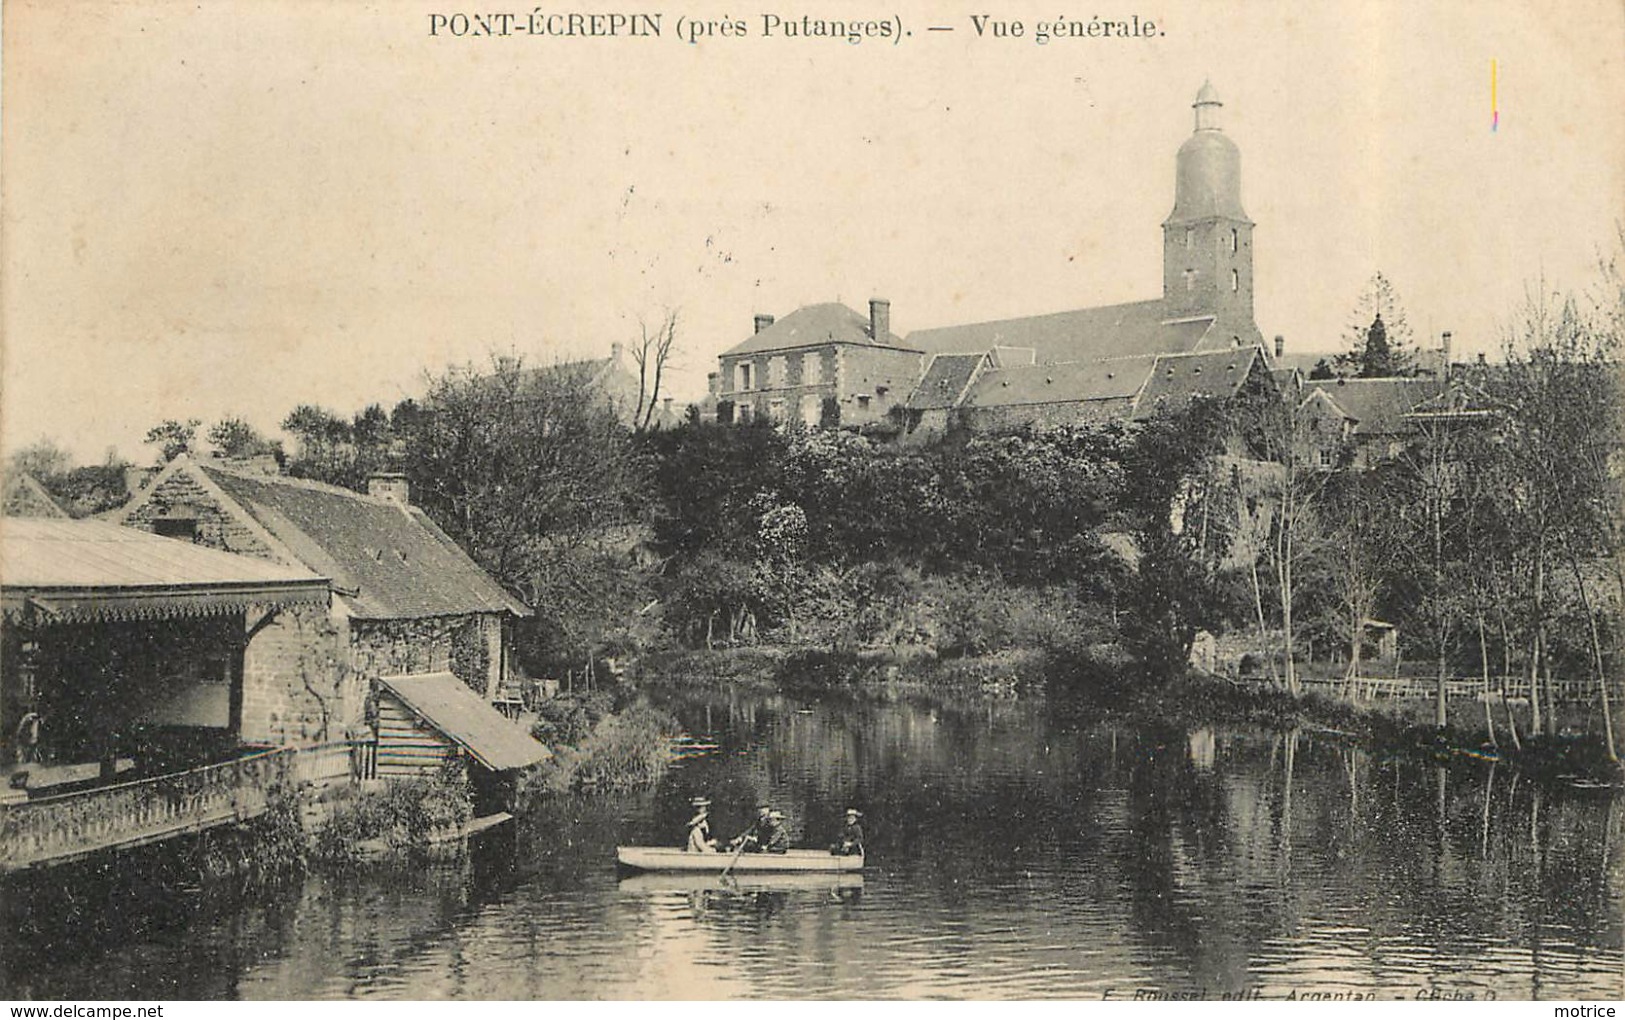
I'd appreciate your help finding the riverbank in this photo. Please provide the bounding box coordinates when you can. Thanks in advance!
[635,644,1047,697]
[1050,664,1625,787]
[635,644,1624,786]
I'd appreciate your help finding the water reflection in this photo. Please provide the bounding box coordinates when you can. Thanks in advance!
[1,689,1620,999]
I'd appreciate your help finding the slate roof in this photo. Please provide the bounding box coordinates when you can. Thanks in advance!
[907,354,987,411]
[965,356,1156,409]
[2,518,327,623]
[194,462,531,620]
[1302,378,1443,436]
[379,672,550,771]
[905,299,1216,364]
[722,303,912,357]
[1132,348,1265,418]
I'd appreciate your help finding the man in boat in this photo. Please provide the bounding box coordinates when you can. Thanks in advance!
[684,796,718,852]
[830,808,864,856]
[759,809,790,853]
[729,803,772,852]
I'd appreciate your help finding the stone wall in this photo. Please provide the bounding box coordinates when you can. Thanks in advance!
[123,467,279,561]
[349,613,501,698]
[241,601,357,745]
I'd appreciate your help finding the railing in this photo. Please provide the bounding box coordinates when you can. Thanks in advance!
[1265,675,1618,703]
[0,747,297,873]
[0,738,384,873]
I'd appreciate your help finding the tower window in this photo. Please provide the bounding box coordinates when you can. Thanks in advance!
[1230,228,1238,253]
[1230,269,1239,292]
[1184,270,1196,292]
[1184,227,1194,249]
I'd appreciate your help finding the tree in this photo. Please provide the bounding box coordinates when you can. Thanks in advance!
[629,310,681,431]
[1487,282,1621,755]
[281,403,395,489]
[207,417,279,460]
[401,353,648,667]
[1337,272,1419,377]
[1116,399,1232,678]
[6,438,72,482]
[143,419,201,463]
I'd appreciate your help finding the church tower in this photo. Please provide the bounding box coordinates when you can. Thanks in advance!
[1162,81,1257,338]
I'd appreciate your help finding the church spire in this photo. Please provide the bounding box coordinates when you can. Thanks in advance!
[1193,78,1222,131]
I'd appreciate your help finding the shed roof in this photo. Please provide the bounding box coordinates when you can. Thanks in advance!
[1,518,328,624]
[378,672,550,771]
[194,462,530,620]
[722,303,913,357]
[906,299,1216,364]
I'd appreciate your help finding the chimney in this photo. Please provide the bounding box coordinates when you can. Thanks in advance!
[1273,335,1285,359]
[753,314,775,335]
[663,397,674,412]
[1477,352,1487,366]
[610,341,624,363]
[870,298,891,344]
[1441,331,1453,381]
[367,472,410,506]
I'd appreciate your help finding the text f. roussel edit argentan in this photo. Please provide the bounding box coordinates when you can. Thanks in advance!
[425,11,1163,44]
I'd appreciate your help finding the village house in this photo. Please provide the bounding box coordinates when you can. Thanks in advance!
[116,456,533,746]
[710,300,927,428]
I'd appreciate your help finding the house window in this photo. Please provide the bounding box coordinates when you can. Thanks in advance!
[737,363,752,391]
[1184,269,1196,292]
[1230,269,1239,292]
[768,400,785,422]
[154,518,198,542]
[857,395,871,410]
[1318,449,1334,468]
[738,403,753,423]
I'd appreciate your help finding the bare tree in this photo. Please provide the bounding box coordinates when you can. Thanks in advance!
[630,309,681,431]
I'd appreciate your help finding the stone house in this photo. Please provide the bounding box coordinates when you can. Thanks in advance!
[712,300,926,428]
[116,456,531,745]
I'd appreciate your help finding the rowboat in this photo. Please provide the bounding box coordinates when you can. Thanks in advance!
[617,871,864,893]
[615,846,864,873]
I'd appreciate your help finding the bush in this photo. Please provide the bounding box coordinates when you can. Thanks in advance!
[313,761,472,866]
[529,690,615,746]
[524,700,676,795]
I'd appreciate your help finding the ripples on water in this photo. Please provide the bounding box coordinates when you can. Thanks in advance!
[2,689,1621,999]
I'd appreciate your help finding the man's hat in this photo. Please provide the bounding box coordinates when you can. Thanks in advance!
[690,796,711,807]
[757,803,773,813]
[768,809,785,820]
[845,808,863,818]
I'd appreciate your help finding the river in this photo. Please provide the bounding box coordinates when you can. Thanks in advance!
[3,688,1621,999]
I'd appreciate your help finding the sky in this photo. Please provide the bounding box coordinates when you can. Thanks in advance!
[3,0,1623,463]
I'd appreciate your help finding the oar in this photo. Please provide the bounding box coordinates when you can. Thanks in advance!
[720,826,753,878]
